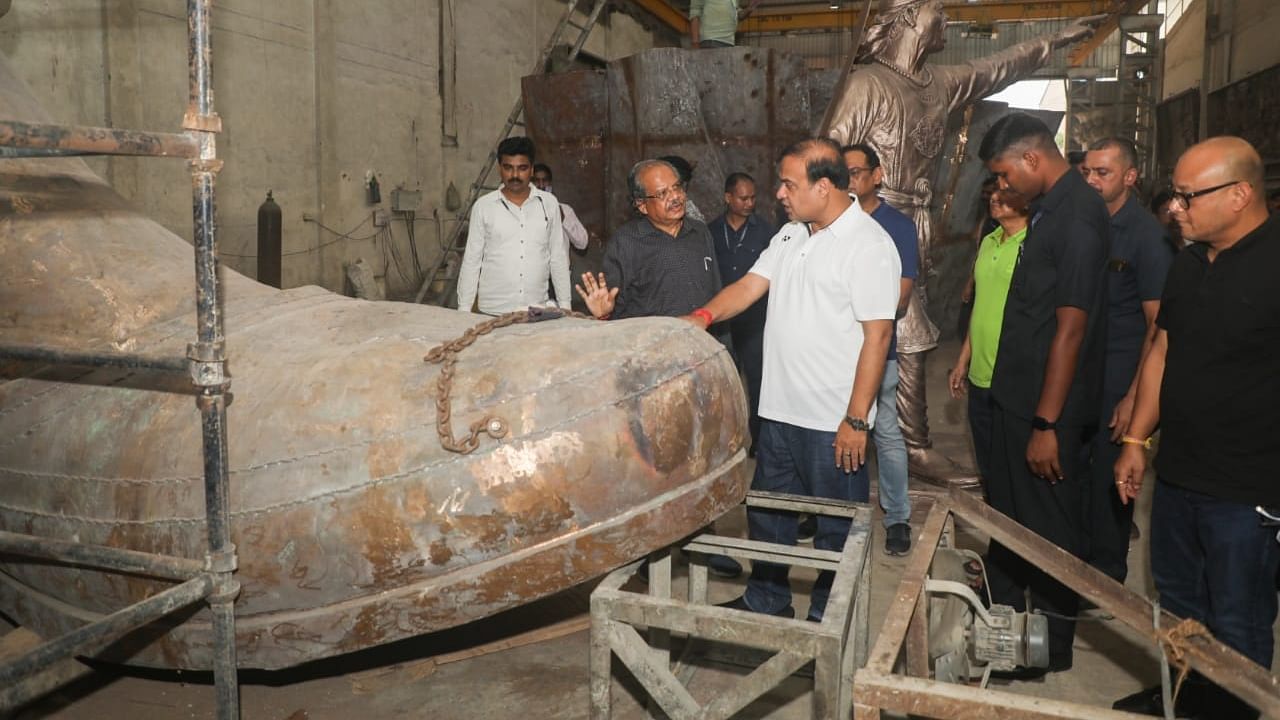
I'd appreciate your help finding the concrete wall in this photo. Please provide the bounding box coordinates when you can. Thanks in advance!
[1227,0,1280,83]
[0,1,664,298]
[1162,0,1280,101]
[1162,0,1206,99]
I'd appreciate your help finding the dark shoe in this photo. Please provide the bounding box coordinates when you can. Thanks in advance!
[1112,684,1194,718]
[797,515,816,544]
[884,523,912,556]
[707,554,743,579]
[717,595,795,619]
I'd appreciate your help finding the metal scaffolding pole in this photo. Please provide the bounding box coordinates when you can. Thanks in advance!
[0,1,240,717]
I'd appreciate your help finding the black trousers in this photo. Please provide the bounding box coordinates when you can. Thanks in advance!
[731,320,764,449]
[985,403,1089,667]
[1081,352,1141,583]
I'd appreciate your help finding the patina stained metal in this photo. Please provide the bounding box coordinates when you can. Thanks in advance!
[0,52,750,670]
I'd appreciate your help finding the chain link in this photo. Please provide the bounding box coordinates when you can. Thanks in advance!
[423,307,591,454]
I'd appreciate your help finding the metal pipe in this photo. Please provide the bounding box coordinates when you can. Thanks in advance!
[0,120,200,159]
[0,575,212,691]
[0,530,204,581]
[0,344,187,375]
[187,1,240,716]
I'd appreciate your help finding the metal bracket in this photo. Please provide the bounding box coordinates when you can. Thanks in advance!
[203,544,238,574]
[187,341,227,388]
[924,578,1007,629]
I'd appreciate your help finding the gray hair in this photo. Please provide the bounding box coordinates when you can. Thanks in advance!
[627,159,678,205]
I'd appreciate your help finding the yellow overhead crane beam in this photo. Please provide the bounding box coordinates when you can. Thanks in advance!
[631,0,1119,35]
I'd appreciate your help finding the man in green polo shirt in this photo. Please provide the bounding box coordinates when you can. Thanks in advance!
[689,0,762,48]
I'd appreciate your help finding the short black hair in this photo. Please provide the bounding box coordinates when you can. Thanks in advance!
[532,163,552,179]
[1088,136,1138,170]
[978,112,1057,163]
[1067,150,1086,166]
[659,155,694,183]
[724,172,755,193]
[497,136,536,163]
[780,138,849,191]
[840,143,881,169]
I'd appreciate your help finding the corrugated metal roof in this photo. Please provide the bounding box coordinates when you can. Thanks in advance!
[742,20,1121,76]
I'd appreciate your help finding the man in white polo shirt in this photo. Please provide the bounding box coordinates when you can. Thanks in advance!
[456,136,571,314]
[683,138,900,620]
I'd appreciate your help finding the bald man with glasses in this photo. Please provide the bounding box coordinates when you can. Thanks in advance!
[1113,136,1280,719]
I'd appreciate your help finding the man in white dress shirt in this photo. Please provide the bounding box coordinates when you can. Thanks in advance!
[532,163,591,251]
[456,137,571,314]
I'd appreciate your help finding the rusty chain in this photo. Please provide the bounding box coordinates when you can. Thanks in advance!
[423,306,591,454]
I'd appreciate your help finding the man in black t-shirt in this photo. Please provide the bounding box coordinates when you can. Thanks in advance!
[977,113,1110,679]
[1079,137,1175,583]
[1113,137,1280,720]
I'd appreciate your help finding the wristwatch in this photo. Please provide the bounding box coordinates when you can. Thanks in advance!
[843,415,871,432]
[1031,416,1057,431]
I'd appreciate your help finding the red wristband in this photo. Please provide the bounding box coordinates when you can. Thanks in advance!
[691,308,713,329]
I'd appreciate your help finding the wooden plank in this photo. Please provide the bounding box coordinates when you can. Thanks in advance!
[866,503,951,675]
[947,488,1280,717]
[607,622,700,720]
[855,671,1155,720]
[589,613,612,719]
[905,587,929,678]
[699,650,811,720]
[813,507,871,631]
[683,536,843,572]
[606,593,821,653]
[745,491,863,518]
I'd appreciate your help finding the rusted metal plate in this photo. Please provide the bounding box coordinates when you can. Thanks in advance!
[524,47,813,237]
[0,53,750,670]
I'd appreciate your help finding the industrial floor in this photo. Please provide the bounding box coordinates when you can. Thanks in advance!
[5,340,1273,719]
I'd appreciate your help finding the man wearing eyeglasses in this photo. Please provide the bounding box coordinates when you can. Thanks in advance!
[1112,137,1280,719]
[576,158,742,580]
[1078,137,1175,585]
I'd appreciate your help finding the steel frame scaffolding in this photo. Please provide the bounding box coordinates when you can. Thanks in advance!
[0,1,240,717]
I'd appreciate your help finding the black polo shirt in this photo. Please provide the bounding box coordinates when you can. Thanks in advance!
[603,216,730,344]
[1154,213,1280,505]
[1106,194,1175,360]
[990,169,1110,426]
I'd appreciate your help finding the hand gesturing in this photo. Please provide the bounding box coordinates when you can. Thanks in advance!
[575,272,618,319]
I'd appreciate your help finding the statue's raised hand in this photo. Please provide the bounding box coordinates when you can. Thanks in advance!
[1051,13,1109,48]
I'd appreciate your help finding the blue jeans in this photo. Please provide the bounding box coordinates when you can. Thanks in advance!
[743,419,870,619]
[1150,478,1280,669]
[872,359,910,527]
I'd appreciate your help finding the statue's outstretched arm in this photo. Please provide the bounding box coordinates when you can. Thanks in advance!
[946,14,1106,110]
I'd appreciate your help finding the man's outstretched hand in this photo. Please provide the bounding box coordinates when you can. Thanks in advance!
[575,271,618,319]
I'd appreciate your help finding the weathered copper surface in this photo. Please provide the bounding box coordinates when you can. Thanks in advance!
[0,54,749,670]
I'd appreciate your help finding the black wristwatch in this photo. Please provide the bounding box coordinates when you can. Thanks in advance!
[1031,416,1057,431]
[844,415,871,432]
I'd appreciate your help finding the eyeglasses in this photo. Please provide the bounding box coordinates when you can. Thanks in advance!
[847,166,874,178]
[1169,181,1240,210]
[643,182,686,202]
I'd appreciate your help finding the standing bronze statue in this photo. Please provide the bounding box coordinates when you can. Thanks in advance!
[822,0,1102,486]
